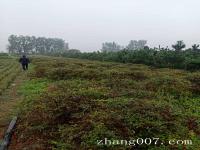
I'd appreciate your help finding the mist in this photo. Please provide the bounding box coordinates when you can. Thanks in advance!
[1,0,200,52]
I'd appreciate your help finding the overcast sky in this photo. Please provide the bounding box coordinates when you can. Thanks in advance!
[0,0,200,52]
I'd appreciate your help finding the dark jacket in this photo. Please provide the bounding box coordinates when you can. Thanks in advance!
[19,57,30,65]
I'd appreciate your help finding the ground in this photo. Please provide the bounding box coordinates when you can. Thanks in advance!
[0,57,27,148]
[8,56,200,150]
[0,56,200,150]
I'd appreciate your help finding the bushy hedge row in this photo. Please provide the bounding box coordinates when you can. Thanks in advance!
[51,49,200,71]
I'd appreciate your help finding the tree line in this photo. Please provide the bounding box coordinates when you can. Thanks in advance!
[101,40,147,52]
[7,35,69,54]
[101,40,199,52]
[7,35,200,70]
[53,41,200,71]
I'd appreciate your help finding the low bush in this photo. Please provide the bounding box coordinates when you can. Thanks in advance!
[14,57,200,150]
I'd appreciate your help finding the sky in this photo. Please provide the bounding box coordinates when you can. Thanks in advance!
[0,0,200,52]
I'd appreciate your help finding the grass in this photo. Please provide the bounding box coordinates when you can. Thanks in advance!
[13,56,200,150]
[0,57,21,95]
[0,56,24,143]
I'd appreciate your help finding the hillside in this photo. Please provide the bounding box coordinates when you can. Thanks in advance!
[7,56,200,150]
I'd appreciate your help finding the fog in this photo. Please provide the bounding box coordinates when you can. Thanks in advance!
[0,0,200,52]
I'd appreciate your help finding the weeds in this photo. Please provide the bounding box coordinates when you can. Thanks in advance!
[15,56,200,150]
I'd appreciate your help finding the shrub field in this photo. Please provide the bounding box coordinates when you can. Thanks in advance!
[13,56,200,150]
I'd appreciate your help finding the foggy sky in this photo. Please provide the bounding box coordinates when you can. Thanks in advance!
[0,0,200,52]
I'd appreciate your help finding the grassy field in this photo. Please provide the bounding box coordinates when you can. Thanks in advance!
[0,56,21,95]
[0,55,22,143]
[9,56,200,150]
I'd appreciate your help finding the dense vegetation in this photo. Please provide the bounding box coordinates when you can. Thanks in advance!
[0,55,20,95]
[54,48,200,71]
[13,56,200,150]
[7,35,200,71]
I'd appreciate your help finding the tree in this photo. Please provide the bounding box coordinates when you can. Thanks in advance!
[172,41,186,52]
[35,37,46,54]
[126,40,147,50]
[126,40,138,50]
[7,35,67,54]
[51,38,65,53]
[144,46,150,50]
[64,43,69,50]
[7,35,18,53]
[192,44,199,52]
[101,42,122,52]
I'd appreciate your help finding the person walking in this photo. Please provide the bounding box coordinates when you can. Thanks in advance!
[19,55,30,70]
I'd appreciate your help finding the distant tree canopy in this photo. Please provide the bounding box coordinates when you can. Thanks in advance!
[7,35,69,54]
[101,40,147,52]
[126,40,147,50]
[101,42,122,52]
[192,44,200,52]
[172,40,186,52]
[55,40,200,71]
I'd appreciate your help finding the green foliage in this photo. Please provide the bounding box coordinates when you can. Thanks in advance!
[0,53,9,57]
[185,59,200,71]
[192,44,200,52]
[186,72,200,95]
[16,57,200,150]
[57,48,200,71]
[172,41,186,51]
[19,78,49,97]
[0,57,20,94]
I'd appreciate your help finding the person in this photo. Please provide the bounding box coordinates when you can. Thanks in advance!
[19,55,30,70]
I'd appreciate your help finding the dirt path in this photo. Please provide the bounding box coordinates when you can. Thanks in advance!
[0,71,27,142]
